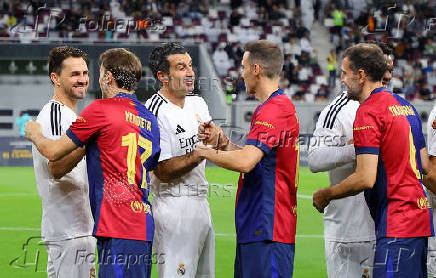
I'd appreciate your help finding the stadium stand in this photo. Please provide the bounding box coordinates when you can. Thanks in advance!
[0,0,434,102]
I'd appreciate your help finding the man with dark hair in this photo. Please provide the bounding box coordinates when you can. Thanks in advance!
[313,43,436,277]
[197,40,299,278]
[26,48,161,278]
[426,100,436,278]
[309,41,393,278]
[365,41,394,87]
[31,46,95,278]
[145,42,215,278]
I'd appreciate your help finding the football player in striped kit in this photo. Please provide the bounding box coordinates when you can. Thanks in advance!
[309,41,394,278]
[31,46,95,278]
[313,43,436,278]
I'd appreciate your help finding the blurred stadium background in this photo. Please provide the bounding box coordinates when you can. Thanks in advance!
[0,0,435,277]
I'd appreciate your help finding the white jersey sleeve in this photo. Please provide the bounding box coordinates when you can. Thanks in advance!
[427,105,436,156]
[36,102,85,184]
[146,94,173,162]
[427,104,436,272]
[32,100,93,241]
[308,93,375,242]
[197,96,212,123]
[308,93,358,173]
[156,117,174,162]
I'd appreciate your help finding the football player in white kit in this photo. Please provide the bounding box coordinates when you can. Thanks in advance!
[32,46,95,278]
[308,42,393,278]
[426,110,436,278]
[145,42,214,278]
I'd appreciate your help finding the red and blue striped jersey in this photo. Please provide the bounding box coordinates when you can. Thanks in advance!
[354,88,434,239]
[66,93,160,241]
[236,89,299,244]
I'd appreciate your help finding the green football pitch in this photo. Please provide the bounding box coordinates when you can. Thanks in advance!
[0,166,328,277]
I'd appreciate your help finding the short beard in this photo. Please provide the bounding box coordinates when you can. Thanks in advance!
[345,80,361,101]
[63,85,86,100]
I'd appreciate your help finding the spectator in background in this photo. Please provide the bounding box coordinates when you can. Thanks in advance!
[213,43,232,77]
[424,37,436,56]
[315,84,330,102]
[300,32,313,54]
[419,82,432,100]
[0,13,7,28]
[331,5,344,50]
[229,9,241,26]
[15,111,31,137]
[283,54,296,84]
[279,71,290,89]
[293,84,306,101]
[327,49,336,88]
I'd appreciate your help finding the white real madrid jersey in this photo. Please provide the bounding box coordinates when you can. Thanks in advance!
[145,93,212,197]
[426,104,436,252]
[32,100,93,241]
[308,92,375,242]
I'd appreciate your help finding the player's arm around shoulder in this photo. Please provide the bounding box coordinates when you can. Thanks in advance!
[48,147,86,179]
[25,120,78,162]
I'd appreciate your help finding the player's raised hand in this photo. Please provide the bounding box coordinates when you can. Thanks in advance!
[25,120,42,143]
[313,187,331,213]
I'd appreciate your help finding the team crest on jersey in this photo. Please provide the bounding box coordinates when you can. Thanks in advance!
[77,116,86,122]
[417,197,430,209]
[177,264,186,276]
[143,203,151,214]
[90,267,96,278]
[131,200,143,213]
[130,200,152,214]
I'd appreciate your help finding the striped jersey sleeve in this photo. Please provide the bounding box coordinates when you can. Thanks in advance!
[145,93,168,117]
[37,101,65,140]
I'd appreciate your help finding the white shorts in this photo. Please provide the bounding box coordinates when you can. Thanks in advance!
[325,239,375,278]
[45,235,96,278]
[429,248,436,277]
[152,196,215,278]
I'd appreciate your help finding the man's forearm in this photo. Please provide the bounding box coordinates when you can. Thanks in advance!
[154,151,203,183]
[202,147,261,173]
[48,147,86,179]
[223,140,242,151]
[32,134,61,161]
[32,134,78,162]
[423,174,436,195]
[328,172,372,200]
